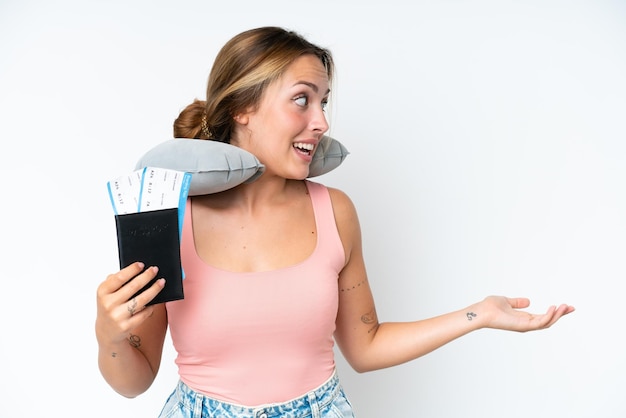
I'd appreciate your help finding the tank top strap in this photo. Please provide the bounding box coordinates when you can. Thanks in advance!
[305,180,344,261]
[181,197,193,256]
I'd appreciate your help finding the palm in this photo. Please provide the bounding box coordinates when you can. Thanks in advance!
[483,296,574,332]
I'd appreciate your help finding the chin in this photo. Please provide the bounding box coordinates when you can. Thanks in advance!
[287,170,310,181]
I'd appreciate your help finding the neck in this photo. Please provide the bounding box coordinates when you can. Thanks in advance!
[221,176,305,213]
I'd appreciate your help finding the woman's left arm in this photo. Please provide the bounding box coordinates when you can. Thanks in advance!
[329,188,574,373]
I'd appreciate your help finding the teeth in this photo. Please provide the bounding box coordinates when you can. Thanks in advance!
[293,142,314,151]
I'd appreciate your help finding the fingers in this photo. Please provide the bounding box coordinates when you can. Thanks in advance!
[98,262,147,297]
[506,297,531,309]
[127,297,139,316]
[95,265,166,349]
[521,303,574,331]
[125,295,155,322]
[97,264,165,320]
[125,277,166,319]
[105,276,165,332]
[98,264,161,301]
[486,296,575,332]
[121,266,161,302]
[542,303,575,328]
[532,305,557,329]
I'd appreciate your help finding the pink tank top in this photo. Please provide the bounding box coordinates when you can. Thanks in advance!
[166,180,345,406]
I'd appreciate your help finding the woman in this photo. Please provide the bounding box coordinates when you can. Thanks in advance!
[95,26,574,417]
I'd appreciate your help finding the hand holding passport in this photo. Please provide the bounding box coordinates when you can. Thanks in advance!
[107,167,191,305]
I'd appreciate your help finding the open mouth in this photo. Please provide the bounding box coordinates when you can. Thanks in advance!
[293,142,315,156]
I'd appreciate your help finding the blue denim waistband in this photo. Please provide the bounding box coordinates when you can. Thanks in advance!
[174,371,341,418]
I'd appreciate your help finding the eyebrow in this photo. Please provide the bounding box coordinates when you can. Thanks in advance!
[293,81,331,95]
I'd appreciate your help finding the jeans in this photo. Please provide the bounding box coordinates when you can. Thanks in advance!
[158,371,355,418]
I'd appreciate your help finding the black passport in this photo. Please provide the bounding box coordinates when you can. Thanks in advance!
[114,207,184,305]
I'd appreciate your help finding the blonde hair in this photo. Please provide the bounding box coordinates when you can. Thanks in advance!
[173,27,334,143]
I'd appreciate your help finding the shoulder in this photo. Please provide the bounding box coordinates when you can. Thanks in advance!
[305,181,359,226]
[326,186,356,213]
[323,186,362,265]
[325,186,361,235]
[307,181,356,214]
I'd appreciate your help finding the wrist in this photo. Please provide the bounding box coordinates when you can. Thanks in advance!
[98,336,136,355]
[462,302,488,330]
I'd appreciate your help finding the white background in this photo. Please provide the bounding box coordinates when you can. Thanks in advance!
[1,0,625,417]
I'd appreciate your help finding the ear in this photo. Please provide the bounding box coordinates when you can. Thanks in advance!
[233,112,249,125]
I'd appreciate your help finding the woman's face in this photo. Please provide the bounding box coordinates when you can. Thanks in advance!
[234,54,330,179]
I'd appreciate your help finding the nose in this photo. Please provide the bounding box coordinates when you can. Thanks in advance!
[310,105,329,135]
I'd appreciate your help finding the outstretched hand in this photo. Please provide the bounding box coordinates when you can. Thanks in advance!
[480,296,575,332]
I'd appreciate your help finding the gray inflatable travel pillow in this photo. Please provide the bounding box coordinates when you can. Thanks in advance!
[135,135,349,196]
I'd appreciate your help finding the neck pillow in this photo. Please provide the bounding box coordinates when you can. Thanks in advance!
[135,136,349,196]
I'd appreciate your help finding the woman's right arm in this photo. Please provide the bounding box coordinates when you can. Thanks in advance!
[95,262,168,398]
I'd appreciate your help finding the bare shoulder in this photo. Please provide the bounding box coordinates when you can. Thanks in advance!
[326,186,358,220]
[326,186,362,260]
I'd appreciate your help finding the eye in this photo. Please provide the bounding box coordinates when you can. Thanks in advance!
[321,100,328,111]
[294,95,308,107]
